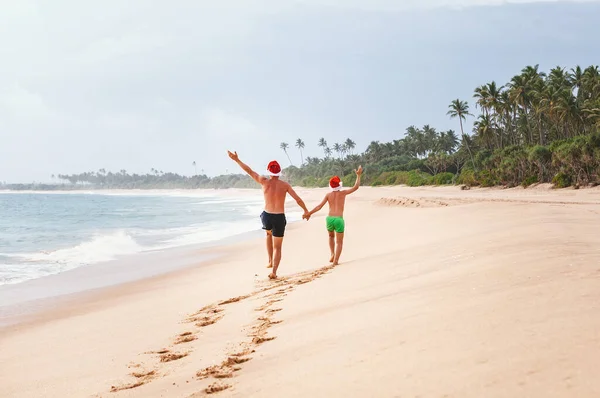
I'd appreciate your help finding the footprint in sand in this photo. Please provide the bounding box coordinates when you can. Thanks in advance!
[174,332,197,345]
[186,305,225,327]
[205,382,231,394]
[160,352,189,363]
[111,261,339,396]
[255,299,284,311]
[196,356,252,381]
[218,294,253,306]
[252,336,276,344]
[110,370,157,392]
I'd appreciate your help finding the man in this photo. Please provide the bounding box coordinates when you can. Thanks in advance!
[228,150,309,279]
[304,166,362,265]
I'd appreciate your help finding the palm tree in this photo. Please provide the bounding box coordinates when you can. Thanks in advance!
[473,114,495,150]
[447,99,476,170]
[295,138,305,166]
[437,130,459,154]
[341,143,349,158]
[332,143,342,159]
[497,90,514,147]
[318,138,328,157]
[422,125,438,157]
[474,84,489,117]
[280,142,293,165]
[192,161,197,175]
[344,138,356,155]
[445,130,460,153]
[324,147,332,158]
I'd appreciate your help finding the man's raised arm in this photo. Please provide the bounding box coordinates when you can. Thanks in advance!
[227,151,266,184]
[344,165,363,195]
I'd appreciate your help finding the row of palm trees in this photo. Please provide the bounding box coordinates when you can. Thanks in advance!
[447,64,600,153]
[280,138,357,166]
[362,126,460,164]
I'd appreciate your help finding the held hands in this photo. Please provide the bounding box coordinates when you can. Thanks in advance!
[227,150,239,162]
[302,211,311,221]
[355,165,363,176]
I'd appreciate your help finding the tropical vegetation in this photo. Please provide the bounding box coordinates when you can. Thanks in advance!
[284,64,600,189]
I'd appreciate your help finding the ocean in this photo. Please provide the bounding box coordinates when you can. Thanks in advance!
[0,191,296,287]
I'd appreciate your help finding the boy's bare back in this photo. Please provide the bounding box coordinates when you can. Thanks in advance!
[325,191,349,217]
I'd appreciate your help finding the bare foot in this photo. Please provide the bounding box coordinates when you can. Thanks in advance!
[332,261,339,266]
[267,263,273,268]
[329,254,334,263]
[268,273,277,280]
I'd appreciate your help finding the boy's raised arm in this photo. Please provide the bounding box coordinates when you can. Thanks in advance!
[344,165,363,195]
[227,150,266,184]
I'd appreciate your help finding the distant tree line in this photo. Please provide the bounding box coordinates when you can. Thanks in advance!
[3,64,600,192]
[1,170,257,191]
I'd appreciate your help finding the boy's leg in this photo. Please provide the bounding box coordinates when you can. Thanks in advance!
[328,231,335,262]
[333,232,344,265]
[332,217,345,265]
[326,216,335,262]
[266,230,274,268]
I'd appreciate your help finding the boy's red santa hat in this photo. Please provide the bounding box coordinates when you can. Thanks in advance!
[329,176,342,191]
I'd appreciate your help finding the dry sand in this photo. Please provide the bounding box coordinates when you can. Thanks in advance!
[1,185,600,397]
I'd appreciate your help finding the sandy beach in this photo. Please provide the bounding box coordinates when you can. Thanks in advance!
[1,185,600,397]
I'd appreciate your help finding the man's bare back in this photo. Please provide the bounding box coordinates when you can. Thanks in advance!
[262,178,292,214]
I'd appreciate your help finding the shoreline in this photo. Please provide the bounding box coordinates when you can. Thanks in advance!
[2,185,600,397]
[0,218,295,330]
[0,188,260,196]
[0,188,313,330]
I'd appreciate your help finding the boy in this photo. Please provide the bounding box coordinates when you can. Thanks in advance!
[304,166,362,265]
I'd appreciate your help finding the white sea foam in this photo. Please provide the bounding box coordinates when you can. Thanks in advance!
[16,231,144,266]
[0,191,302,286]
[0,221,264,286]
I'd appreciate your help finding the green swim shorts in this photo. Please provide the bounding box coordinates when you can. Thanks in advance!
[326,216,345,233]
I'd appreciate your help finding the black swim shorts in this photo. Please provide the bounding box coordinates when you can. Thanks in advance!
[260,211,287,237]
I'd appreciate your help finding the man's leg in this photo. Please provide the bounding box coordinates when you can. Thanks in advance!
[270,236,284,278]
[328,231,335,262]
[266,230,274,268]
[333,232,344,265]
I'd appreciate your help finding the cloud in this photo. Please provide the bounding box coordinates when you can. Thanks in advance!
[75,32,168,65]
[292,0,600,10]
[0,83,56,123]
[201,108,261,139]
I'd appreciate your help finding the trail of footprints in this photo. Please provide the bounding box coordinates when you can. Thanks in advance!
[108,264,336,395]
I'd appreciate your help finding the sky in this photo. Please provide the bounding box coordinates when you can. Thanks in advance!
[1,0,599,182]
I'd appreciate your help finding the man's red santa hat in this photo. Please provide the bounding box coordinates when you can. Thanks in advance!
[267,160,282,177]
